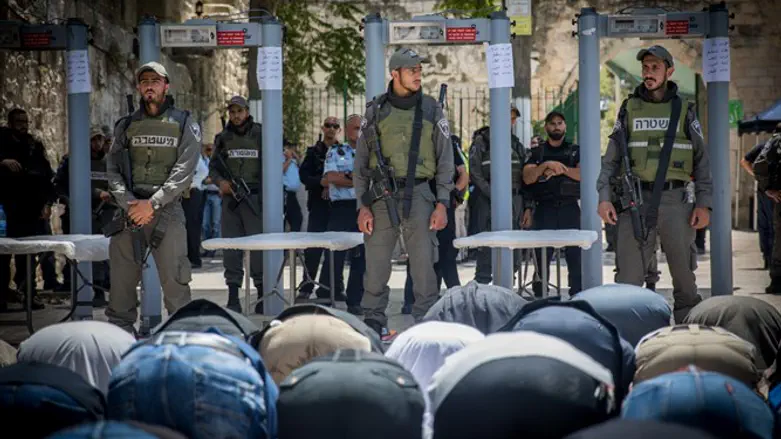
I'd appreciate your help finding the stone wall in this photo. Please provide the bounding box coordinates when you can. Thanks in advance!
[0,0,249,166]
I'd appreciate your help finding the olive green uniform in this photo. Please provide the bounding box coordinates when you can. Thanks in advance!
[597,82,712,323]
[209,121,264,290]
[354,91,455,326]
[106,103,201,330]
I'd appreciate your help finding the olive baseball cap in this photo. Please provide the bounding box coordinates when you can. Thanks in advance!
[636,45,674,67]
[135,61,169,82]
[227,95,249,109]
[388,47,429,72]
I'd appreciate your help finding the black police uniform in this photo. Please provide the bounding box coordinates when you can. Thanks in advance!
[298,141,332,296]
[524,139,582,296]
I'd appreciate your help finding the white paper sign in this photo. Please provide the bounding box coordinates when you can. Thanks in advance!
[257,46,282,90]
[703,37,730,83]
[486,43,515,89]
[66,49,91,94]
[507,0,531,16]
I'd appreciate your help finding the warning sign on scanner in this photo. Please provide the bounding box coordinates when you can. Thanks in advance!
[217,31,245,46]
[665,19,690,35]
[22,32,51,48]
[446,27,477,42]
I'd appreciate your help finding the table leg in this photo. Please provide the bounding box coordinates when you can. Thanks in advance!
[541,247,548,298]
[243,251,251,317]
[556,249,562,296]
[26,254,33,334]
[329,250,335,308]
[289,249,296,307]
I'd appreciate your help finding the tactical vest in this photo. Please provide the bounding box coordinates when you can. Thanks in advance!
[530,141,580,202]
[626,97,693,182]
[478,135,524,191]
[370,104,437,179]
[90,157,108,192]
[126,109,187,187]
[220,123,262,187]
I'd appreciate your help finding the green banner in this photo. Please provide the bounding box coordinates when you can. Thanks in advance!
[729,100,744,128]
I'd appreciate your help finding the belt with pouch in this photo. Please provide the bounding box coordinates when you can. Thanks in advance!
[640,180,687,191]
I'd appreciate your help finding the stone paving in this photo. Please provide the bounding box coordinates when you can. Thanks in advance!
[0,230,776,345]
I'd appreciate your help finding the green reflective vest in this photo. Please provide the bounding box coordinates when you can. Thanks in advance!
[220,123,262,185]
[626,97,693,182]
[90,157,108,192]
[370,105,437,180]
[127,111,184,186]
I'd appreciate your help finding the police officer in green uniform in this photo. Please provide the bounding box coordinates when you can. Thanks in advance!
[107,62,201,332]
[354,48,454,336]
[597,46,712,323]
[468,110,526,284]
[209,96,264,314]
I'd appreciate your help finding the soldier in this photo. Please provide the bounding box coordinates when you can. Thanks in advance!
[468,108,526,284]
[597,46,712,323]
[209,96,264,314]
[752,123,781,293]
[107,62,201,333]
[354,48,454,337]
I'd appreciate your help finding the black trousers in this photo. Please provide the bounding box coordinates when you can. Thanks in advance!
[405,202,460,305]
[532,201,582,296]
[0,209,51,301]
[181,189,204,266]
[284,191,303,232]
[300,201,331,294]
[316,200,365,306]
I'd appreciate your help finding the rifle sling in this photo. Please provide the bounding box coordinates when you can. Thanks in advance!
[402,95,424,219]
[644,96,683,238]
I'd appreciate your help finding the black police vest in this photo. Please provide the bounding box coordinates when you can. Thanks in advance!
[529,141,580,202]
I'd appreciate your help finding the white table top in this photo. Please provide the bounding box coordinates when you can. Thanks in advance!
[453,230,598,250]
[0,234,110,261]
[202,232,365,252]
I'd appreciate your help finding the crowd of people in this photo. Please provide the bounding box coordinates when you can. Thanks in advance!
[1,284,780,438]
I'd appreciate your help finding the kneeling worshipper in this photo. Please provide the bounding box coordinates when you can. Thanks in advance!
[564,419,718,439]
[622,366,775,439]
[428,331,618,439]
[16,320,136,394]
[385,321,485,438]
[277,349,425,439]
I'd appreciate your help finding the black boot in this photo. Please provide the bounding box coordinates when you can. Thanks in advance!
[766,277,781,295]
[645,282,656,292]
[92,290,108,308]
[226,285,242,313]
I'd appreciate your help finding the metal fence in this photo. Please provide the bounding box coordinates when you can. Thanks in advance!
[301,86,493,148]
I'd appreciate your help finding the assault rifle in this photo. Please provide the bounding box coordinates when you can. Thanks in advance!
[212,151,261,219]
[360,100,406,254]
[610,130,646,244]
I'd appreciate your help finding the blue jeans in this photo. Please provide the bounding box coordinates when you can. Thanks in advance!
[622,367,774,439]
[202,192,222,240]
[49,421,163,438]
[107,331,277,439]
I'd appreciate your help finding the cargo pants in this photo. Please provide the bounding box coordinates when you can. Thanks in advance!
[615,187,701,323]
[106,202,192,331]
[222,197,263,288]
[362,183,438,326]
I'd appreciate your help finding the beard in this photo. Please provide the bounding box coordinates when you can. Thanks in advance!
[143,90,164,106]
[644,78,665,92]
[548,131,564,141]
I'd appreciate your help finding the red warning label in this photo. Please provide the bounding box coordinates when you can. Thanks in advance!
[446,27,477,42]
[217,30,245,46]
[21,32,51,48]
[665,20,690,35]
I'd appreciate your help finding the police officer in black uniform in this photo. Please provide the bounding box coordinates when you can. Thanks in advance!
[297,117,341,300]
[522,111,582,297]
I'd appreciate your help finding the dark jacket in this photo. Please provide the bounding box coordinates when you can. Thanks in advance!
[299,141,331,211]
[0,127,55,214]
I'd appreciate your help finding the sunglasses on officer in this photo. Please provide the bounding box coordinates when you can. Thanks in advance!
[324,123,340,130]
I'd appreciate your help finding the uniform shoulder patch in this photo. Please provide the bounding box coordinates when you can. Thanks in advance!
[437,118,451,138]
[690,118,703,138]
[189,121,202,143]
